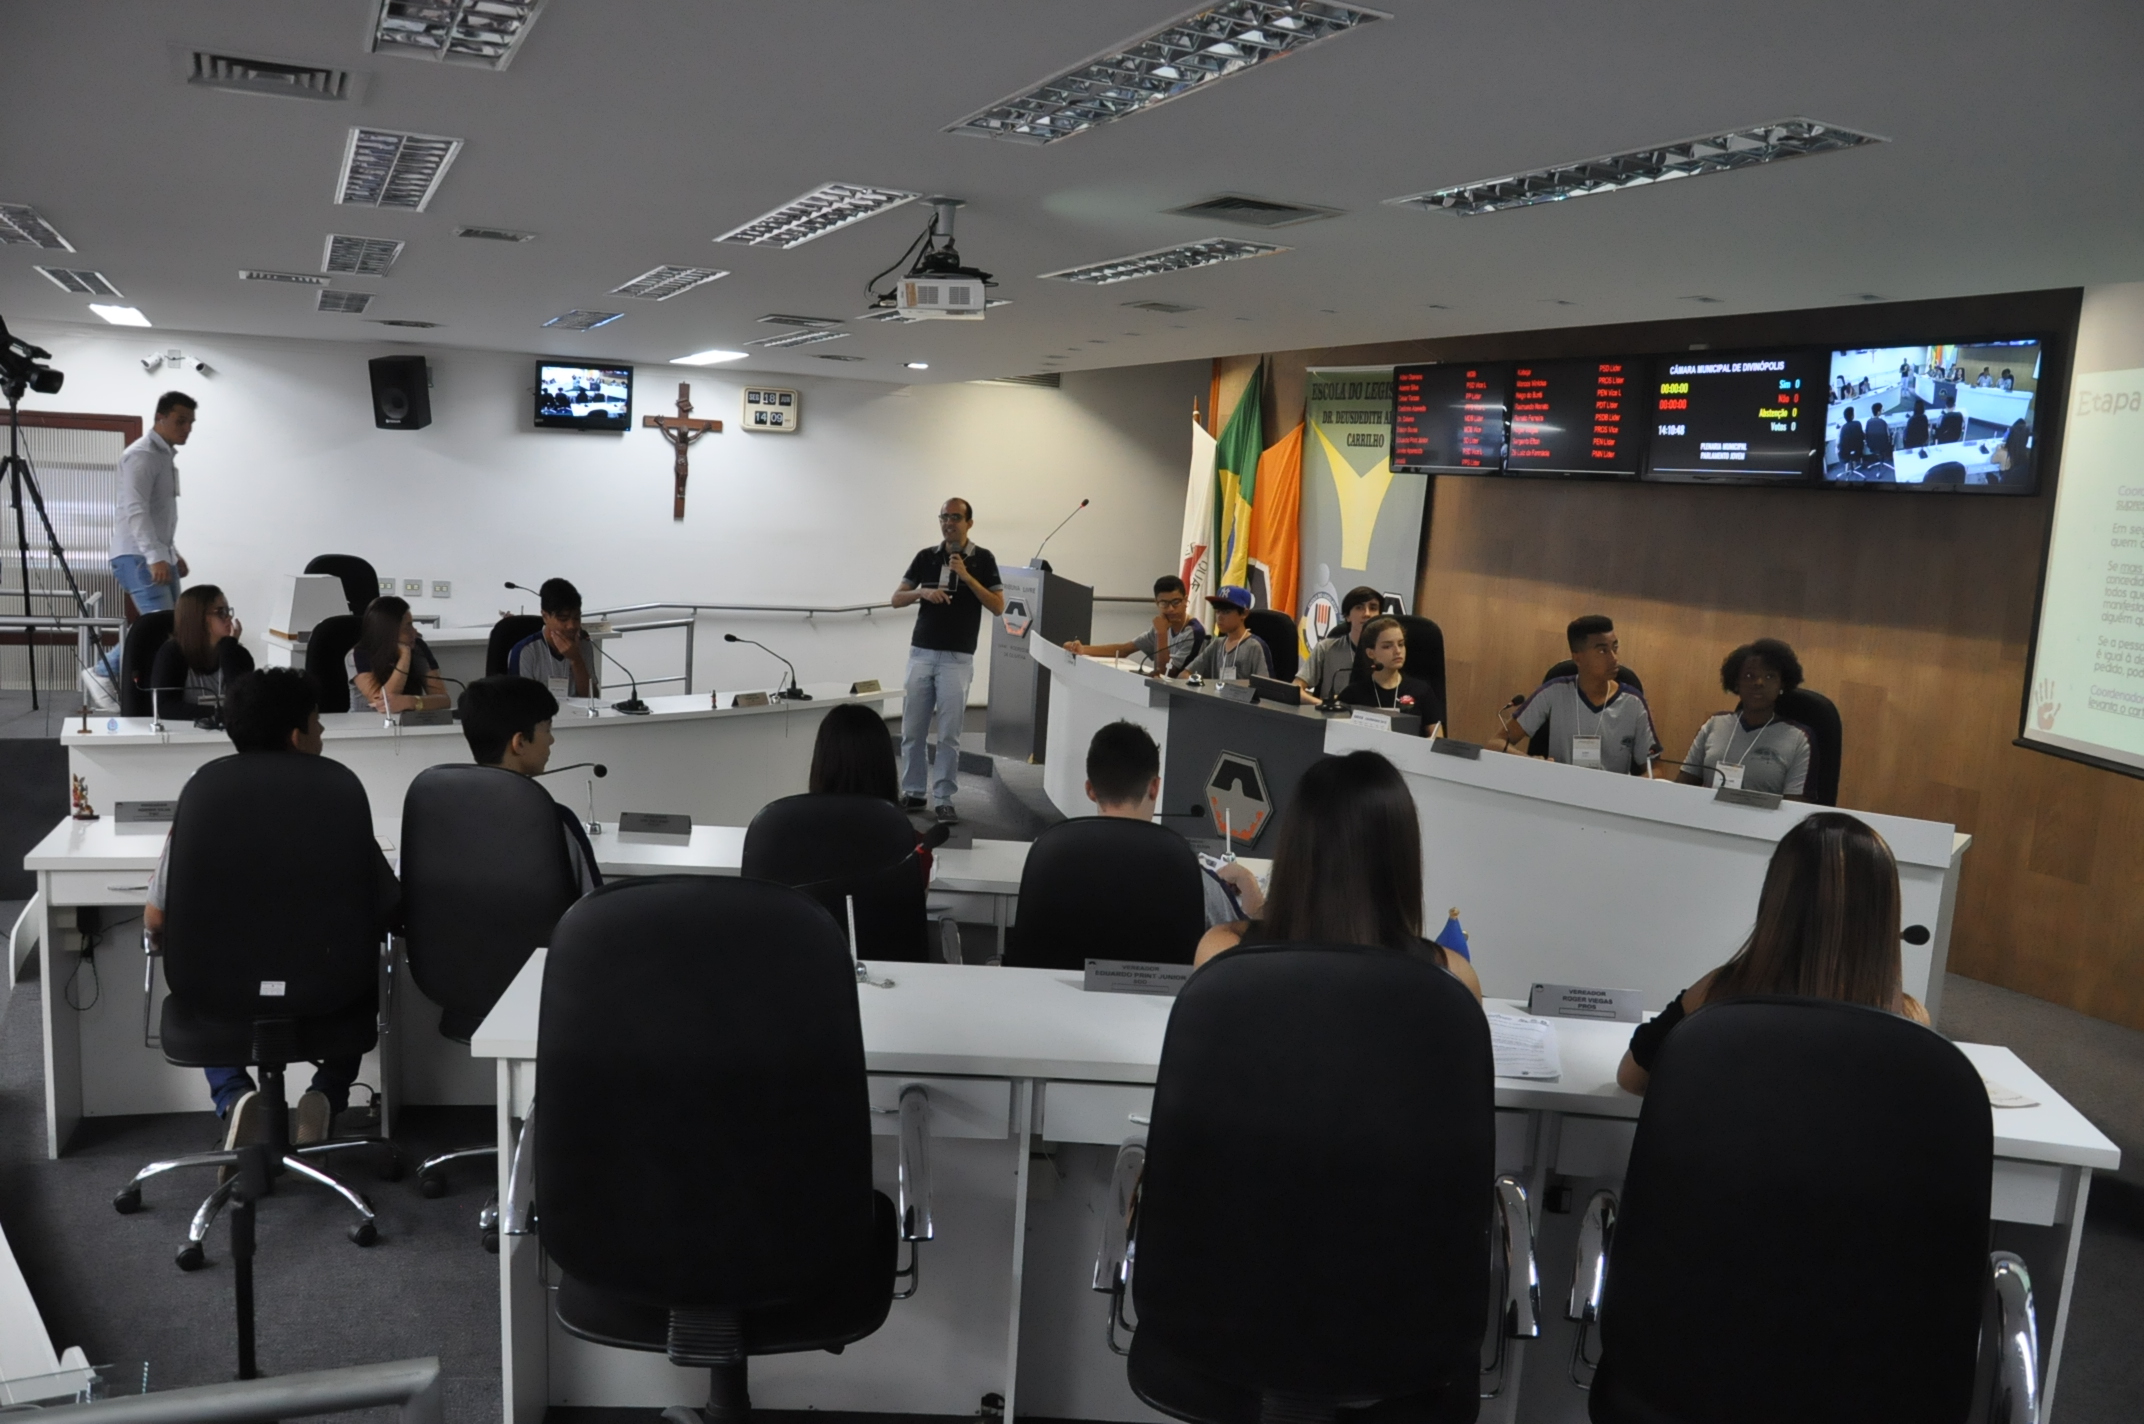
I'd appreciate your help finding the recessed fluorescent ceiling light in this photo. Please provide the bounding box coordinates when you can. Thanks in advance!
[715,183,919,249]
[36,267,122,298]
[89,304,152,326]
[905,362,930,370]
[1167,194,1341,227]
[543,309,622,331]
[612,265,730,300]
[1041,237,1288,285]
[324,234,405,276]
[948,1,1384,145]
[317,289,374,313]
[747,329,852,350]
[676,349,748,365]
[861,310,920,324]
[241,269,331,285]
[372,0,546,70]
[1387,117,1884,216]
[189,52,350,100]
[0,202,73,250]
[336,127,464,210]
[455,225,534,242]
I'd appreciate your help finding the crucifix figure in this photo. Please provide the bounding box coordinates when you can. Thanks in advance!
[641,382,723,520]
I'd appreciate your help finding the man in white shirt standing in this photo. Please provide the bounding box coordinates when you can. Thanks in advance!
[102,392,196,674]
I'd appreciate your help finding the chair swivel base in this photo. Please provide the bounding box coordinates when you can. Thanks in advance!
[416,1144,501,1251]
[113,1138,389,1269]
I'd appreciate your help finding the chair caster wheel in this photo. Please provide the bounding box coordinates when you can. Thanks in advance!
[418,1170,447,1199]
[349,1220,378,1247]
[113,1186,142,1215]
[175,1242,206,1271]
[482,1228,499,1254]
[377,1152,404,1183]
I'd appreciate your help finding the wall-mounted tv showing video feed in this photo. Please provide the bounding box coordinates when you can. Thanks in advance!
[535,361,633,431]
[1642,349,1826,484]
[1823,339,2041,492]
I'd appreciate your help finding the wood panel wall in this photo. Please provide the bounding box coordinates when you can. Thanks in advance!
[1225,289,2144,1031]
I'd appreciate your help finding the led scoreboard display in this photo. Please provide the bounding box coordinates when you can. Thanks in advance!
[1642,349,1826,483]
[1505,359,1643,476]
[1392,362,1509,474]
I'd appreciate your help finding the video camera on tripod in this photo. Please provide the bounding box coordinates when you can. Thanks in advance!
[1,314,97,712]
[0,316,66,399]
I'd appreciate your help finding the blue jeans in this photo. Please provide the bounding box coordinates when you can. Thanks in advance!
[900,648,974,805]
[206,1059,361,1119]
[101,555,179,675]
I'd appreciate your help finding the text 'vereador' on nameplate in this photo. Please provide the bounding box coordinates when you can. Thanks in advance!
[1084,959,1193,997]
[618,811,693,845]
[1526,982,1645,1023]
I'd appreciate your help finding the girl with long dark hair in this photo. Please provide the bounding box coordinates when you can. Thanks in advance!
[149,583,253,718]
[349,595,448,714]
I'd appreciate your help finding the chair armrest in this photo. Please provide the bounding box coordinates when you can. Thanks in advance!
[1091,1138,1146,1293]
[142,921,163,1049]
[1982,1251,2039,1424]
[1566,1189,1617,1322]
[1494,1175,1541,1339]
[897,1084,932,1242]
[502,1099,537,1237]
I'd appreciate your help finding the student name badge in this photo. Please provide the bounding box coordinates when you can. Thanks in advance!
[1718,763,1747,791]
[1220,662,1236,682]
[1570,734,1603,769]
[547,677,571,699]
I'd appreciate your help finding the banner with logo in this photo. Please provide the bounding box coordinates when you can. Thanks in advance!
[1296,366,1427,643]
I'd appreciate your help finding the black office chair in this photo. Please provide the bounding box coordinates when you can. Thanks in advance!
[401,765,582,1244]
[112,752,397,1267]
[1242,609,1299,682]
[1775,686,1843,807]
[305,613,362,713]
[116,610,176,717]
[1936,410,1966,444]
[304,554,380,617]
[1527,659,1645,761]
[1004,818,1207,971]
[487,615,544,677]
[528,876,928,1423]
[1580,997,2036,1424]
[1396,613,1448,727]
[1098,942,1538,1423]
[743,794,932,963]
[1925,460,1969,486]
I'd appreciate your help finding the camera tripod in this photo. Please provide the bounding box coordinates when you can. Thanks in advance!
[3,381,96,710]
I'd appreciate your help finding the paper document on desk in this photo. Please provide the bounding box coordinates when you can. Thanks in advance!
[1488,1011,1562,1080]
[1982,1075,2039,1109]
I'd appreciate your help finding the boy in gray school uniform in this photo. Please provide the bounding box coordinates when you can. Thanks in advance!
[1498,614,1660,775]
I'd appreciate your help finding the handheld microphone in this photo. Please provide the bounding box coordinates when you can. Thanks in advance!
[1031,498,1089,573]
[723,633,812,700]
[535,761,608,778]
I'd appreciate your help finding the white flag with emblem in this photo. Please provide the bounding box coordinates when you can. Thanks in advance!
[1178,419,1218,605]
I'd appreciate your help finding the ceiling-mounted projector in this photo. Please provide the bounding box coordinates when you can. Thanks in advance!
[870,198,994,321]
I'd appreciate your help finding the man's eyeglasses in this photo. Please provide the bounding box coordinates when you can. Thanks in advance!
[1155,598,1187,611]
[937,513,968,523]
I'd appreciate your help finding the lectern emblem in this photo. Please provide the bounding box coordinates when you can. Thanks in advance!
[1205,751,1269,848]
[1000,598,1032,638]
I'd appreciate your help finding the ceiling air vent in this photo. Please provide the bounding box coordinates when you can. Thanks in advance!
[36,267,122,298]
[0,203,73,250]
[324,234,405,276]
[455,226,535,242]
[1122,299,1200,314]
[189,52,350,100]
[748,329,851,350]
[373,319,440,328]
[543,310,622,331]
[812,353,868,362]
[1166,195,1340,228]
[860,309,920,324]
[975,373,1062,388]
[240,269,330,285]
[757,314,844,329]
[317,289,374,314]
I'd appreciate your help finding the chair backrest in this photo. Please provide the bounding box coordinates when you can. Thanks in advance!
[303,554,380,617]
[117,610,175,717]
[401,765,581,1039]
[1936,409,1965,442]
[161,752,387,1018]
[1396,613,1446,721]
[1593,997,1991,1423]
[305,614,362,713]
[1004,818,1206,970]
[1242,610,1298,682]
[537,877,875,1310]
[1132,942,1494,1403]
[1775,686,1843,806]
[1531,660,1644,759]
[741,793,929,962]
[1925,460,1968,485]
[487,615,545,678]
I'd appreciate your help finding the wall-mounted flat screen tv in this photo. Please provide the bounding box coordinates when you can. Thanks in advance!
[1392,362,1510,474]
[1641,349,1826,484]
[535,361,633,431]
[1823,339,2041,492]
[1505,358,1645,478]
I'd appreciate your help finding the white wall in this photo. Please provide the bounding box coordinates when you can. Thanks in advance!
[15,320,1203,701]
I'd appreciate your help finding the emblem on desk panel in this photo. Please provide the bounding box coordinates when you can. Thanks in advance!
[1205,751,1269,848]
[1000,597,1032,638]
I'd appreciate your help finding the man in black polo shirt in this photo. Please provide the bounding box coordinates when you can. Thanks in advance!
[891,497,1005,824]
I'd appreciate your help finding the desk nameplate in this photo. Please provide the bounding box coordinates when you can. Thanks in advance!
[1714,785,1784,811]
[1527,982,1645,1023]
[1430,737,1483,760]
[618,811,693,845]
[1084,959,1192,997]
[114,800,177,827]
[398,707,455,728]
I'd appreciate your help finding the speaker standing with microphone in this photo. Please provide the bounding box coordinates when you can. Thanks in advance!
[890,497,1005,825]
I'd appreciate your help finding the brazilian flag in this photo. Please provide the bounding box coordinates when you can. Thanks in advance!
[1212,362,1263,591]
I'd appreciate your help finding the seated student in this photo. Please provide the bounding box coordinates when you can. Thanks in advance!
[1193,751,1482,1001]
[1676,639,1813,798]
[144,668,398,1150]
[1902,397,1931,450]
[1337,615,1442,734]
[1296,584,1382,702]
[457,675,600,894]
[148,584,254,719]
[350,596,449,714]
[1863,400,1894,467]
[1085,720,1263,927]
[1497,615,1659,775]
[1999,368,2016,392]
[508,577,600,697]
[1616,812,1929,1095]
[1975,367,1993,387]
[807,700,934,879]
[1834,407,1865,467]
[1173,585,1271,683]
[1997,419,2030,481]
[1063,575,1204,675]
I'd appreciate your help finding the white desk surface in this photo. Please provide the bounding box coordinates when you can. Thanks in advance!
[931,836,1271,897]
[592,823,745,878]
[468,951,2117,1170]
[26,814,401,871]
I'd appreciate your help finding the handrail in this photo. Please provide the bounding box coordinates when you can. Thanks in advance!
[30,1358,442,1424]
[0,615,123,629]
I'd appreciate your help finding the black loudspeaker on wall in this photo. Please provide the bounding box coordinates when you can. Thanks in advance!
[368,354,432,431]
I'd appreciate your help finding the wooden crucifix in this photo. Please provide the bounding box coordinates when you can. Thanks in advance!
[641,382,723,520]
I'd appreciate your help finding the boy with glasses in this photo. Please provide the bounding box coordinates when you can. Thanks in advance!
[1063,575,1205,675]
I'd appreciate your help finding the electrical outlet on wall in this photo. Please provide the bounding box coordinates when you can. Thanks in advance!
[402,578,422,596]
[377,577,394,596]
[431,580,451,599]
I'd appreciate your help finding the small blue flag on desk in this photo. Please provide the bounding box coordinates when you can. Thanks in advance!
[1434,909,1471,961]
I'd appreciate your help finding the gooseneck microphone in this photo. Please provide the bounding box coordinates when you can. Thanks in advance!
[1031,497,1089,572]
[723,633,811,700]
[598,643,650,714]
[534,762,608,778]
